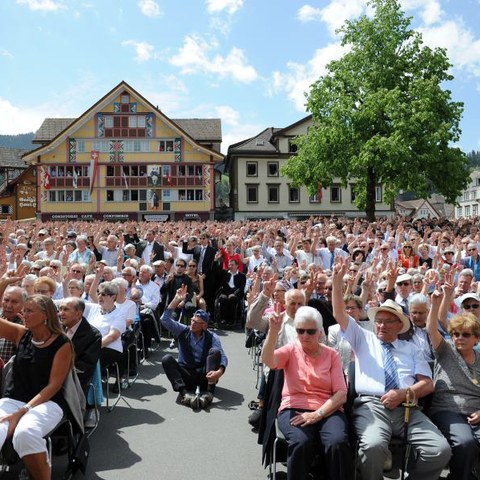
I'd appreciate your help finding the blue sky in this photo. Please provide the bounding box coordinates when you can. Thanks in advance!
[1,0,480,154]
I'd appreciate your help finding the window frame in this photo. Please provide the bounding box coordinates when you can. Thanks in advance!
[246,162,258,177]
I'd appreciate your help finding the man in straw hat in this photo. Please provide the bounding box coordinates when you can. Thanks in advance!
[331,260,451,480]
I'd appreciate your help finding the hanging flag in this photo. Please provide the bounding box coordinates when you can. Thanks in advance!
[72,168,78,189]
[89,150,99,195]
[43,167,51,190]
[122,168,129,189]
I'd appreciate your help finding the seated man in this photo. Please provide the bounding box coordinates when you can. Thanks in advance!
[331,260,451,480]
[215,259,246,325]
[58,297,102,396]
[161,286,228,409]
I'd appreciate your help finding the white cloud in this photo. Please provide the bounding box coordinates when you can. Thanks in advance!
[0,98,46,134]
[269,43,346,111]
[206,0,243,15]
[121,40,155,63]
[16,0,65,11]
[400,0,443,25]
[169,35,257,83]
[420,20,480,76]
[137,0,162,18]
[297,5,323,23]
[214,105,240,127]
[0,49,14,59]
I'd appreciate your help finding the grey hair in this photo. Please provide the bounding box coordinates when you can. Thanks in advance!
[68,279,84,291]
[409,293,429,310]
[97,281,119,296]
[112,277,129,290]
[459,269,474,280]
[22,274,37,285]
[140,265,153,275]
[62,296,86,315]
[124,243,136,253]
[5,285,28,303]
[294,306,323,331]
[76,235,88,244]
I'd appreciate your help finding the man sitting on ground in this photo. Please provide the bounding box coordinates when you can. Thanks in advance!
[161,285,228,409]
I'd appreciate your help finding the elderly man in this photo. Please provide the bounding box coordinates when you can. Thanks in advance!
[58,297,101,395]
[332,260,450,480]
[0,286,26,362]
[405,293,434,362]
[135,229,164,266]
[315,235,348,270]
[161,286,228,409]
[93,234,119,267]
[462,242,480,281]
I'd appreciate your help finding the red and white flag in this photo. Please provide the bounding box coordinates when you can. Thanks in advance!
[317,180,323,203]
[89,150,99,195]
[43,167,51,190]
[72,169,78,189]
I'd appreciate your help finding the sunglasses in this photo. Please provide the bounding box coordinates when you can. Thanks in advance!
[452,331,473,339]
[463,304,480,310]
[71,269,83,274]
[468,248,477,252]
[177,264,186,268]
[97,292,114,297]
[397,282,411,287]
[296,328,317,335]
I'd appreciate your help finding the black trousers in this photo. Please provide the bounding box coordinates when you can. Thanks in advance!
[277,409,353,480]
[162,348,221,393]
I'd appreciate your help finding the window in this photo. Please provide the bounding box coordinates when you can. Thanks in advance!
[107,189,146,202]
[128,115,146,128]
[178,189,203,201]
[267,184,279,203]
[103,115,147,138]
[92,140,108,152]
[246,162,257,177]
[330,185,341,203]
[124,140,150,152]
[375,185,383,203]
[267,162,279,177]
[121,94,129,104]
[288,141,298,153]
[158,140,174,152]
[1,205,12,214]
[350,184,356,203]
[465,205,471,217]
[288,185,300,203]
[473,205,478,216]
[162,190,171,201]
[246,185,258,203]
[76,140,86,153]
[105,116,113,128]
[47,190,90,202]
[457,207,463,217]
[310,193,321,203]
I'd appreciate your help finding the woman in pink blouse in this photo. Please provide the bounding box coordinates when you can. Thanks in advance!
[262,305,353,479]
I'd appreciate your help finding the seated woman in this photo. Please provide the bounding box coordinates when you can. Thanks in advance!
[427,288,480,480]
[186,259,207,311]
[87,281,127,371]
[0,294,73,480]
[261,305,353,480]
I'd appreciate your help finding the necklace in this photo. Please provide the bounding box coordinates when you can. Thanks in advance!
[101,305,116,315]
[31,332,53,346]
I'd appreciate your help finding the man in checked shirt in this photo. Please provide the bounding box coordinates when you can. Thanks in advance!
[0,286,26,362]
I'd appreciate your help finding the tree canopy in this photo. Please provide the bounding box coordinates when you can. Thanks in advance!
[282,0,470,221]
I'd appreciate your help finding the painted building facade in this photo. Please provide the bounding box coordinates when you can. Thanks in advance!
[455,168,480,218]
[23,81,223,222]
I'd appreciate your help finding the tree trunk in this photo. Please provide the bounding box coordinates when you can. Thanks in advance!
[365,167,376,222]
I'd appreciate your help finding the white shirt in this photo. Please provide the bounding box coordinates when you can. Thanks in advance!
[88,304,127,353]
[142,242,154,266]
[136,280,160,310]
[342,316,431,396]
[315,247,348,270]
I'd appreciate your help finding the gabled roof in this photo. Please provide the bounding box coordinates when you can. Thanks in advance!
[34,118,222,144]
[228,127,279,154]
[0,146,29,168]
[274,115,312,137]
[24,80,223,162]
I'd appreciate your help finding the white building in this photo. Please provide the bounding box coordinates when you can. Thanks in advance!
[455,168,480,218]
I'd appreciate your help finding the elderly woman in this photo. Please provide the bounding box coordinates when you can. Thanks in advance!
[0,295,73,480]
[262,306,353,480]
[328,294,373,375]
[88,281,127,370]
[33,276,57,298]
[427,289,480,480]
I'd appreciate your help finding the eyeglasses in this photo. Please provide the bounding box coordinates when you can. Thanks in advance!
[463,304,480,310]
[177,264,186,268]
[296,328,317,335]
[188,264,196,267]
[35,289,51,295]
[374,319,401,326]
[397,282,411,287]
[452,331,473,339]
[51,265,59,269]
[444,252,454,255]
[97,292,114,297]
[403,246,412,249]
[468,248,477,252]
[71,269,83,274]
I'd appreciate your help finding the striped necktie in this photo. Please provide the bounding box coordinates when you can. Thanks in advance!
[381,342,399,392]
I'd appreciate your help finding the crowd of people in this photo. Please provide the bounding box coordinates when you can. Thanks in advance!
[0,214,478,479]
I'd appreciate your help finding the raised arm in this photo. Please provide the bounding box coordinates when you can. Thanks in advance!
[260,305,282,369]
[332,258,349,331]
[426,285,444,350]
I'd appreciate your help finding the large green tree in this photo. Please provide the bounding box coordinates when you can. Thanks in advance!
[282,0,470,221]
